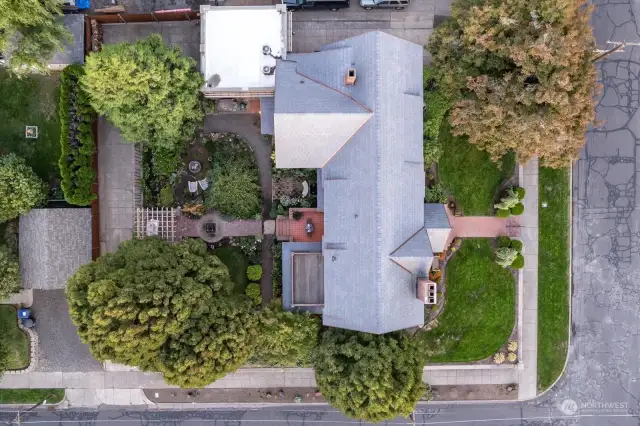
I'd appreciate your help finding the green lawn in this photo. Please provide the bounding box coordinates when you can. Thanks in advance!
[421,239,516,362]
[0,70,61,187]
[438,120,515,216]
[538,167,570,391]
[0,305,30,370]
[0,389,65,404]
[213,246,249,295]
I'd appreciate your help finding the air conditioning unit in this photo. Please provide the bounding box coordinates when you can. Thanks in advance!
[262,66,276,76]
[417,278,437,305]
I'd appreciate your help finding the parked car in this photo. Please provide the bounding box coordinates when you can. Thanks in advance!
[360,0,409,9]
[284,0,350,11]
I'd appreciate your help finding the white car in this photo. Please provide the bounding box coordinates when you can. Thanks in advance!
[360,0,409,9]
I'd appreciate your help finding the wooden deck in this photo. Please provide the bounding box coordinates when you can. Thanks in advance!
[291,252,324,306]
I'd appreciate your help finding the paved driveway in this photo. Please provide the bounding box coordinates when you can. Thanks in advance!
[31,290,103,372]
[291,0,434,60]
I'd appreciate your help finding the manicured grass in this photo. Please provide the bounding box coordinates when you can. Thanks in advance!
[0,305,29,370]
[438,120,515,216]
[214,246,249,295]
[421,239,516,362]
[0,389,65,404]
[537,167,570,391]
[0,70,61,186]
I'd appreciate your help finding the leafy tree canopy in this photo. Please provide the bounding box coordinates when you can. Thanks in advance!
[0,246,20,300]
[429,0,597,167]
[82,34,204,150]
[252,304,320,367]
[312,328,426,422]
[66,238,257,386]
[0,154,47,222]
[0,0,70,75]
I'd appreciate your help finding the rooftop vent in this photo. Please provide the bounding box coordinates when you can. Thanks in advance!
[345,68,356,85]
[262,45,272,55]
[262,66,275,76]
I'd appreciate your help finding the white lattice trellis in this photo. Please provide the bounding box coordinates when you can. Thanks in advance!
[135,208,177,242]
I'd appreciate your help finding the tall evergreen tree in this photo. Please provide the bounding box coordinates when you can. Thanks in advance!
[429,0,597,167]
[0,0,70,75]
[312,328,426,422]
[66,238,257,386]
[82,34,204,150]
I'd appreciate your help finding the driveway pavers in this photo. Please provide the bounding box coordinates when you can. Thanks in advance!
[30,290,103,373]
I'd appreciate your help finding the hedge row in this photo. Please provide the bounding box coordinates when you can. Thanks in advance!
[59,65,96,206]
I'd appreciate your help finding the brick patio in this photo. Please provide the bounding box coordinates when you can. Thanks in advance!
[276,208,324,242]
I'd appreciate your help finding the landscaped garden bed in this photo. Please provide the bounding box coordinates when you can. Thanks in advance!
[437,121,516,216]
[537,167,570,390]
[58,65,96,206]
[270,148,317,218]
[420,238,516,362]
[0,70,62,199]
[0,305,29,370]
[0,389,65,404]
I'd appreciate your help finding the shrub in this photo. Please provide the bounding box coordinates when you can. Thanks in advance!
[493,352,506,364]
[498,236,511,248]
[3,221,19,256]
[510,239,523,252]
[425,183,448,204]
[59,65,96,206]
[494,188,520,211]
[253,305,321,367]
[496,209,511,218]
[510,203,525,216]
[507,352,518,363]
[507,340,518,352]
[158,186,174,207]
[0,246,20,300]
[495,247,518,268]
[245,283,262,306]
[511,254,525,270]
[423,141,443,168]
[292,210,304,221]
[423,67,450,168]
[0,154,47,222]
[514,187,526,200]
[83,34,204,151]
[247,265,263,281]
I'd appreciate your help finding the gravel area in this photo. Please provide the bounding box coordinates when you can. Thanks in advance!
[31,290,103,372]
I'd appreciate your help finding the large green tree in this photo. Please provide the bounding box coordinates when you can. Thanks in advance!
[0,154,47,222]
[66,238,257,386]
[0,0,69,75]
[312,328,426,422]
[429,0,597,167]
[82,34,204,150]
[252,304,320,367]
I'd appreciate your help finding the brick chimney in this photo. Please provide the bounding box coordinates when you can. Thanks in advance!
[345,68,356,85]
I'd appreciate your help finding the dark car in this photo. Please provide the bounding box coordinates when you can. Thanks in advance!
[284,0,350,11]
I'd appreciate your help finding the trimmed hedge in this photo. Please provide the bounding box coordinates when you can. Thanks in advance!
[59,65,96,206]
[510,203,525,216]
[511,254,525,269]
[510,239,523,252]
[496,209,511,218]
[498,236,511,248]
[247,265,262,281]
[245,283,262,306]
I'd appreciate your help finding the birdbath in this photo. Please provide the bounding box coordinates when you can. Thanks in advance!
[188,160,202,174]
[25,126,38,139]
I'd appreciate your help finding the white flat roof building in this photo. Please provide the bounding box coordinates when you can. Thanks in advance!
[200,5,291,98]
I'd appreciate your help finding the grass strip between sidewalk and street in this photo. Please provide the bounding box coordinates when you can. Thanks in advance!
[0,389,65,405]
[537,167,571,391]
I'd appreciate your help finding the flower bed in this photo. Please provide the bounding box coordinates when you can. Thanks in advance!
[58,65,96,206]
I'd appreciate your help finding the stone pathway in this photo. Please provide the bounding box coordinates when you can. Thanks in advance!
[445,207,520,239]
[203,113,274,303]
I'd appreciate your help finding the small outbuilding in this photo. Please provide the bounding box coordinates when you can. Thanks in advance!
[19,209,92,290]
[199,5,291,98]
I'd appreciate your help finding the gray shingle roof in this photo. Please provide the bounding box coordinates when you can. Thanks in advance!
[48,15,85,66]
[19,208,92,290]
[274,31,425,334]
[424,203,452,253]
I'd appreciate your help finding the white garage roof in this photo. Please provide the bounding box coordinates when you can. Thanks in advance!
[200,5,289,97]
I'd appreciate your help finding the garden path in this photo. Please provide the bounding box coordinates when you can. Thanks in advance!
[445,207,520,242]
[203,113,274,303]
